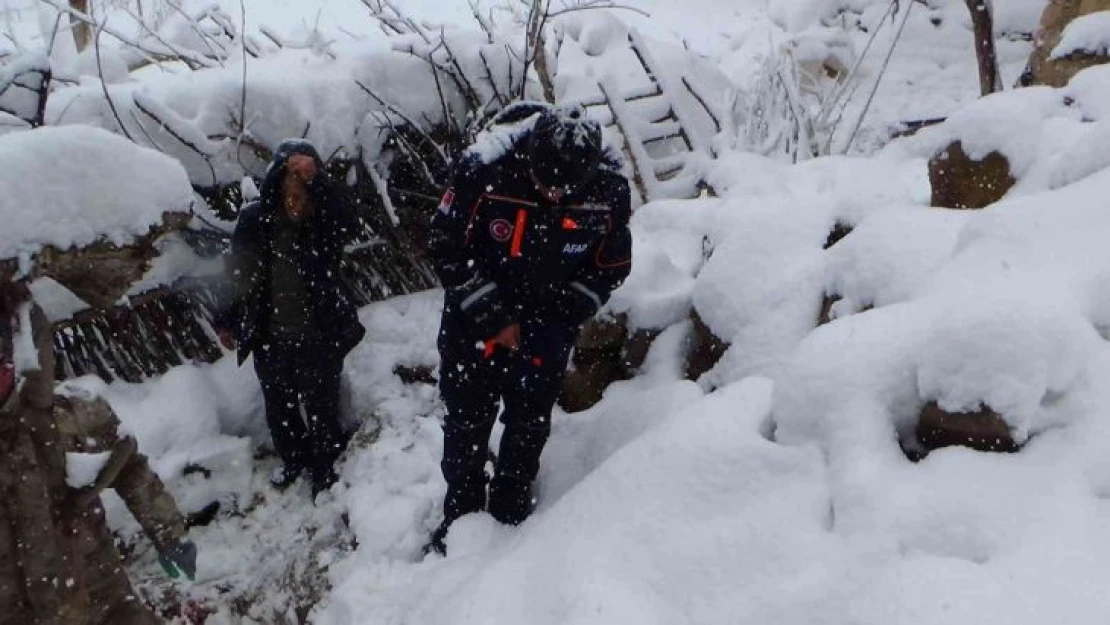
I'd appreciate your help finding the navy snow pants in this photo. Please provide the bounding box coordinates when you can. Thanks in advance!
[437,313,577,525]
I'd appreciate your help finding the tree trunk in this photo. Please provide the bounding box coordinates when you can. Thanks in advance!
[533,27,556,103]
[527,0,556,103]
[70,0,92,52]
[966,0,1003,95]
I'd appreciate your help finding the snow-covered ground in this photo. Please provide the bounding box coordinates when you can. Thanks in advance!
[18,0,1110,624]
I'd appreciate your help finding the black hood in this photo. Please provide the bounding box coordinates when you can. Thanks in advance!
[258,139,326,214]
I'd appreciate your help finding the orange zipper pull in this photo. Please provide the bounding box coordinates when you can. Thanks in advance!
[510,208,527,258]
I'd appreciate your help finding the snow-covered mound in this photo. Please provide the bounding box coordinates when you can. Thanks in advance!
[891,64,1110,194]
[0,125,194,259]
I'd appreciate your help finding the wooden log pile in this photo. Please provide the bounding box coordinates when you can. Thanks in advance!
[53,286,223,383]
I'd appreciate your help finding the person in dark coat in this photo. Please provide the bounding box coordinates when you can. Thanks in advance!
[214,139,366,498]
[427,103,633,553]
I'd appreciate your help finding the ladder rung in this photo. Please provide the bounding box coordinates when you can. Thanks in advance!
[591,110,614,127]
[577,95,608,108]
[643,133,686,146]
[640,120,683,144]
[649,110,678,125]
[624,83,663,102]
[655,164,684,180]
[653,155,687,178]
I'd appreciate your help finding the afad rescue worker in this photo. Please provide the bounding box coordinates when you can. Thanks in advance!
[0,279,195,625]
[427,103,633,554]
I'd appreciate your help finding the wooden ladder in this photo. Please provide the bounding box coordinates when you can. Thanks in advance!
[571,29,721,204]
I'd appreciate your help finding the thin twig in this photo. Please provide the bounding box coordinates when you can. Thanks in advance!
[238,0,247,137]
[548,2,650,18]
[46,11,64,56]
[469,0,496,44]
[163,0,230,62]
[428,53,456,134]
[354,78,448,164]
[120,3,225,68]
[505,43,517,100]
[129,109,165,151]
[38,0,214,70]
[133,93,219,184]
[478,48,507,106]
[842,0,913,154]
[816,0,894,127]
[439,30,483,112]
[95,19,135,142]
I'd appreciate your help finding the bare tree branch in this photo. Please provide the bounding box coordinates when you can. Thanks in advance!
[478,48,507,106]
[547,2,650,18]
[133,93,220,184]
[39,0,216,70]
[843,0,914,153]
[238,0,248,136]
[469,0,496,44]
[129,109,165,151]
[354,78,448,165]
[438,29,483,112]
[119,2,226,69]
[95,19,135,142]
[163,0,231,62]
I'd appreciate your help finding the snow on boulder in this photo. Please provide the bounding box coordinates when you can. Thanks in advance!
[0,125,195,306]
[911,84,1110,206]
[928,87,1059,182]
[0,125,194,259]
[683,152,923,388]
[1051,10,1110,59]
[1027,0,1110,86]
[775,164,1110,459]
[823,206,968,321]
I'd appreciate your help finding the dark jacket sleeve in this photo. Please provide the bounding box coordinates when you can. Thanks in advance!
[428,156,514,340]
[563,176,633,327]
[111,441,188,552]
[65,396,187,553]
[308,172,361,258]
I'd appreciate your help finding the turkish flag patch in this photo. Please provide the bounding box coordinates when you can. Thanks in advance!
[489,219,513,242]
[438,189,455,215]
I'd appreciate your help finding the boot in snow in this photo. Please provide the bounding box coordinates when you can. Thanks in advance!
[488,474,535,526]
[269,464,303,490]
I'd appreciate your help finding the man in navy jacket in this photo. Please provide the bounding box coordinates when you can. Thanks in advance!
[427,104,633,553]
[215,140,365,499]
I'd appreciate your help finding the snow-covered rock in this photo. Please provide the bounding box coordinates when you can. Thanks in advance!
[0,125,194,260]
[1051,10,1110,59]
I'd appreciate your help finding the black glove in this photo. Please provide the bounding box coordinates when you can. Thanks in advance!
[158,539,197,581]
